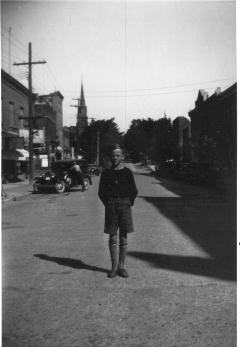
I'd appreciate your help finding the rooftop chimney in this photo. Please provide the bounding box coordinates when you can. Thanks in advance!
[215,87,221,95]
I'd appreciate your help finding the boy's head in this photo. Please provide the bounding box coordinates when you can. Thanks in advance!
[111,144,123,167]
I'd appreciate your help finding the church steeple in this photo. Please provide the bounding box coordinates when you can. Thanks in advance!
[76,80,88,141]
[80,82,85,107]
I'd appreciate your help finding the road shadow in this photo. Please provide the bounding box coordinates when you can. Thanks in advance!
[159,176,235,199]
[134,170,153,176]
[2,225,25,230]
[136,195,236,281]
[34,254,108,273]
[128,251,235,281]
[32,188,83,195]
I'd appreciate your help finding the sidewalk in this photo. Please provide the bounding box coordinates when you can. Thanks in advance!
[2,180,32,202]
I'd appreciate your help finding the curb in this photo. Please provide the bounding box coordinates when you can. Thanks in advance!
[2,191,32,203]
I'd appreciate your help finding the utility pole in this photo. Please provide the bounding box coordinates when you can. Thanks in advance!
[46,136,51,169]
[8,27,11,74]
[13,42,46,184]
[96,131,100,167]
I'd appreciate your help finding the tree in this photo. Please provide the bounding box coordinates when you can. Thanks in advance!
[80,118,123,165]
[151,118,175,162]
[124,117,174,163]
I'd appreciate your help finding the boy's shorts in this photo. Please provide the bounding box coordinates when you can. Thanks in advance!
[104,197,134,235]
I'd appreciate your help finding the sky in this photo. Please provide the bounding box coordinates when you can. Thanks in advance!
[1,0,237,132]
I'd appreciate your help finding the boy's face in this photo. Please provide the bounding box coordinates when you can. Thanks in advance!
[112,149,122,167]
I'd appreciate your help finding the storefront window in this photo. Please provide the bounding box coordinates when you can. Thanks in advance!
[9,102,15,127]
[19,107,24,128]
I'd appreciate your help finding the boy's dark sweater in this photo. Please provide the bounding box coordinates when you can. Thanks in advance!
[98,167,138,206]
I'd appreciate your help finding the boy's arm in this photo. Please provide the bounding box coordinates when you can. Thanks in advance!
[127,170,138,206]
[98,171,107,205]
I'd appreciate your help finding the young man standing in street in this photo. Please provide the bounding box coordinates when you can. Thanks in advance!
[98,145,138,278]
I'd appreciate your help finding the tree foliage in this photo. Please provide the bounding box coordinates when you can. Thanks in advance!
[80,118,123,164]
[124,117,175,163]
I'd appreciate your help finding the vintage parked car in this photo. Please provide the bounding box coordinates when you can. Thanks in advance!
[33,159,91,194]
[88,164,100,176]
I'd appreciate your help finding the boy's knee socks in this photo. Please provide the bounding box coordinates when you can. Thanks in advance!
[109,235,118,272]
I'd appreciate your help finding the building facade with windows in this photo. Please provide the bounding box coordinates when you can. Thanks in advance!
[1,69,30,180]
[34,91,64,162]
[188,83,237,170]
[36,91,64,148]
[63,126,71,159]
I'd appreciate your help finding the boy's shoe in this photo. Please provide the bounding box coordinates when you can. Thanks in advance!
[107,270,118,278]
[118,268,129,278]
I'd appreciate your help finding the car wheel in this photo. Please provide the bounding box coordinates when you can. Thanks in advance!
[33,182,40,194]
[55,180,66,193]
[83,178,89,191]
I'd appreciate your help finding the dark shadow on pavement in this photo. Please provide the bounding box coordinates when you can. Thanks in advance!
[128,251,235,281]
[141,170,236,200]
[3,225,25,230]
[134,171,153,176]
[136,195,236,281]
[34,254,108,273]
[32,188,83,195]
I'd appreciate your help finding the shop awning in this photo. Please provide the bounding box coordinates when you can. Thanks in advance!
[16,148,29,161]
[2,149,30,161]
[2,150,23,161]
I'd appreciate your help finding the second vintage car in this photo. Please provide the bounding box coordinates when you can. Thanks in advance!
[33,159,92,194]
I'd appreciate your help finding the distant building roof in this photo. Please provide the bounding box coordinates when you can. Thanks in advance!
[1,69,30,97]
[190,82,237,113]
[38,91,64,100]
[173,116,190,124]
[219,82,237,100]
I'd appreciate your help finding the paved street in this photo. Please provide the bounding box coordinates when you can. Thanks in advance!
[2,164,236,347]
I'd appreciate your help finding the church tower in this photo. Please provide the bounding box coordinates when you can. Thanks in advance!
[75,82,88,158]
[77,82,88,138]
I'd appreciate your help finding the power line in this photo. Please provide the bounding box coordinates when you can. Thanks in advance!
[85,82,235,98]
[2,26,235,99]
[2,36,27,55]
[85,77,235,94]
[45,64,62,91]
[30,77,235,97]
[45,65,58,90]
[1,35,29,59]
[124,0,127,131]
[1,31,28,55]
[85,89,196,98]
[2,26,28,52]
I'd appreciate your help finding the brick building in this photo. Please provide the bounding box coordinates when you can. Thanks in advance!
[63,126,71,159]
[36,91,64,147]
[34,102,57,155]
[188,83,237,170]
[1,69,30,179]
[34,91,64,160]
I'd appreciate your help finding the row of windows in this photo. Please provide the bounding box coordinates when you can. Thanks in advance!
[223,104,235,118]
[7,101,25,128]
